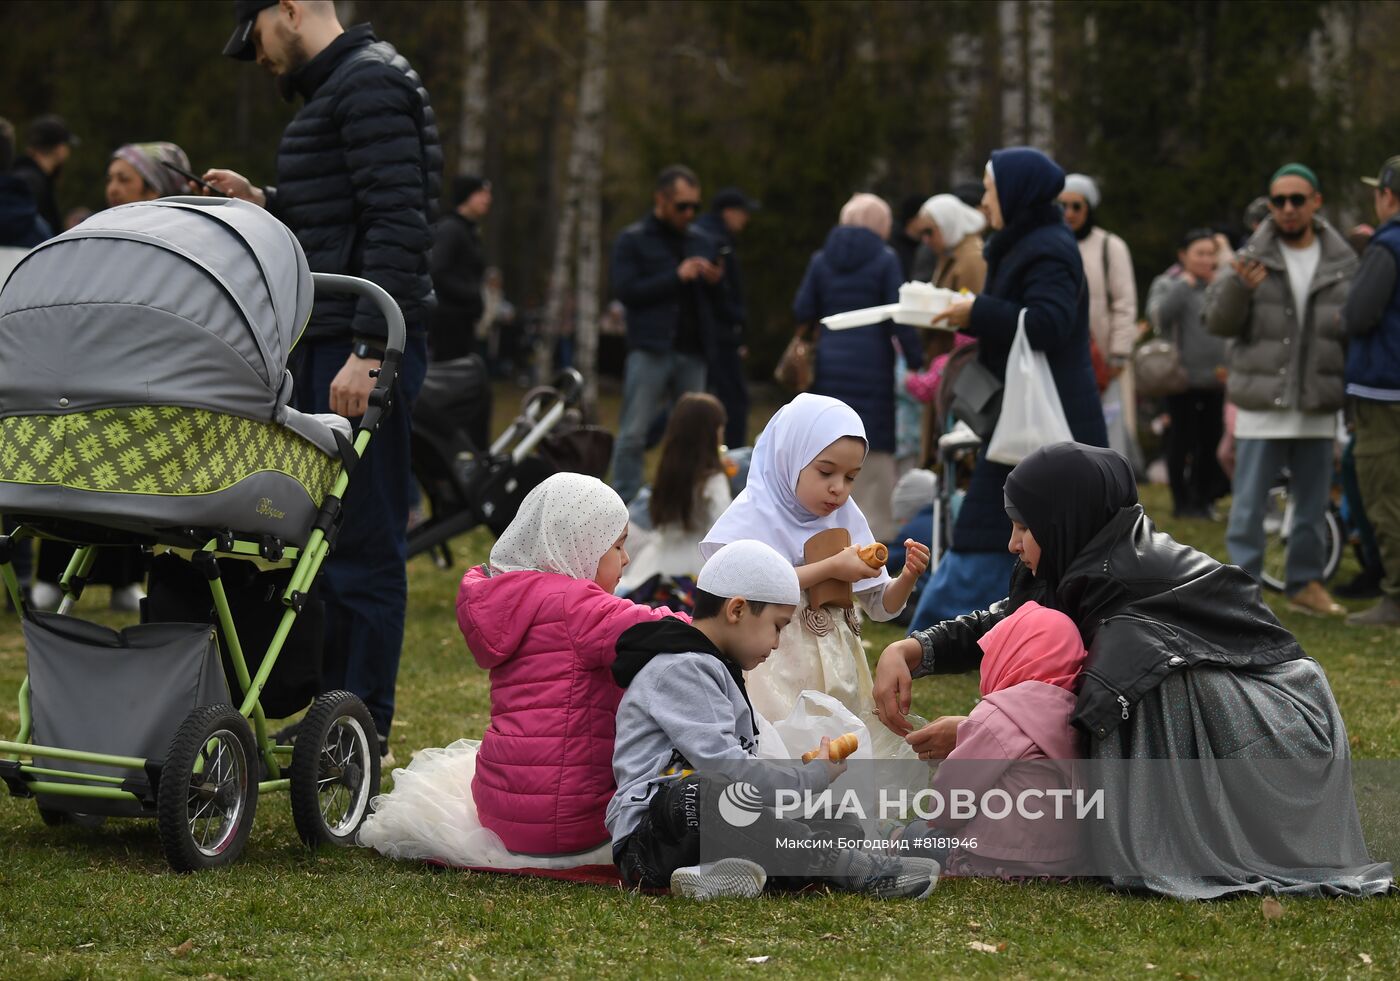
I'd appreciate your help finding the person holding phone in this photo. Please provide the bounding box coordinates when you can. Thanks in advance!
[1203,163,1356,618]
[694,187,759,450]
[200,0,442,764]
[608,164,724,504]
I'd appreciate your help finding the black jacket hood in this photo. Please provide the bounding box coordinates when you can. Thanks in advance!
[613,618,759,736]
[613,618,730,687]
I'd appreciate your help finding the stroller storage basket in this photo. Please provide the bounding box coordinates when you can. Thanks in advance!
[25,612,229,817]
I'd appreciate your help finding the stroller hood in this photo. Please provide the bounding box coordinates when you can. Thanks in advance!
[0,196,313,422]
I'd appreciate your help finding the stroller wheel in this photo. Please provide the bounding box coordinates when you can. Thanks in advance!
[157,705,259,873]
[289,691,380,849]
[38,807,107,829]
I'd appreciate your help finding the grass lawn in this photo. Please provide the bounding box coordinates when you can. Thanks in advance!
[2,383,1397,979]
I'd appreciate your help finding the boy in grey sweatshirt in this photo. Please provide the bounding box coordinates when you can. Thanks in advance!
[606,540,938,899]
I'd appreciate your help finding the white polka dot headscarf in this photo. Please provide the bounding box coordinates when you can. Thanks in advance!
[489,472,629,580]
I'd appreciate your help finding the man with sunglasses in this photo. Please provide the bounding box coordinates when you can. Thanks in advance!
[1205,163,1357,617]
[1340,156,1400,626]
[608,164,724,503]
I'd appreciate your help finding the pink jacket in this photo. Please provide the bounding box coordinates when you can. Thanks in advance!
[457,566,678,855]
[929,680,1085,877]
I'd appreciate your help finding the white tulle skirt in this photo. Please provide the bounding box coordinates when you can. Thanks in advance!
[356,739,613,869]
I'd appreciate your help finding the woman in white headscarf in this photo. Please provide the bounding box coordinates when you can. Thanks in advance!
[920,193,988,294]
[702,394,929,759]
[1059,173,1144,470]
[906,194,988,464]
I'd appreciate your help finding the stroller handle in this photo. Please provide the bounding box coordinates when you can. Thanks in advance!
[310,273,406,355]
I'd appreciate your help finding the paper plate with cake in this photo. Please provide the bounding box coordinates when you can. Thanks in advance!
[819,282,962,331]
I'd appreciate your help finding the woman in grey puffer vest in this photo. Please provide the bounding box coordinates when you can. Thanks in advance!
[1147,229,1230,518]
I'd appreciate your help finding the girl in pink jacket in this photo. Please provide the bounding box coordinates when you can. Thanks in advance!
[906,600,1087,878]
[359,473,679,867]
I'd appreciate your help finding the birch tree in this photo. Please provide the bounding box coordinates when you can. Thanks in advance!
[572,0,609,410]
[458,1,489,176]
[540,0,608,407]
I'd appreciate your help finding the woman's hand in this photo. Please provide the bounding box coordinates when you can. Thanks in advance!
[933,297,974,330]
[907,716,966,761]
[874,638,922,735]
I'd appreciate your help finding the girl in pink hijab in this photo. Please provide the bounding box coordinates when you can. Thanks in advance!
[906,600,1087,877]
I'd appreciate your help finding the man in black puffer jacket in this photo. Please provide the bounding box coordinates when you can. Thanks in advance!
[208,0,442,760]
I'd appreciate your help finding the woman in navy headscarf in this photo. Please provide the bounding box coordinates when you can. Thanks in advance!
[908,147,1107,631]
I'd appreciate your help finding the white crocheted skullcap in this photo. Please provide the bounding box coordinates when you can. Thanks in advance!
[697,539,801,606]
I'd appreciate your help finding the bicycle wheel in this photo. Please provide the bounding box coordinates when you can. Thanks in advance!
[1261,485,1343,591]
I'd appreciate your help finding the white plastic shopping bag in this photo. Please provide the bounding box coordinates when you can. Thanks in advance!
[985,308,1073,465]
[755,691,878,835]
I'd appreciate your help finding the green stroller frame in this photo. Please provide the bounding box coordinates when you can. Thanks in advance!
[0,201,405,870]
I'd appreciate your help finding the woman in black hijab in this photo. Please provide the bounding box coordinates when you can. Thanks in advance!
[875,442,1390,899]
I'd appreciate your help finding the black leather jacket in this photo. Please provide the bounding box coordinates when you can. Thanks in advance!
[912,506,1305,740]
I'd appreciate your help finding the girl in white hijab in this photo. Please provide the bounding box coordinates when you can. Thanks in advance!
[703,394,929,758]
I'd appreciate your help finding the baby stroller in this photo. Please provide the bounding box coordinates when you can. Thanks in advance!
[0,197,397,870]
[407,366,612,566]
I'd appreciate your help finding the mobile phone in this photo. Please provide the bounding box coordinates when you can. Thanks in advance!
[161,160,219,194]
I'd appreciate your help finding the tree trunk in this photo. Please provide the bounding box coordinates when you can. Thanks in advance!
[1026,0,1054,152]
[947,29,983,183]
[572,0,609,413]
[998,0,1025,146]
[458,0,489,176]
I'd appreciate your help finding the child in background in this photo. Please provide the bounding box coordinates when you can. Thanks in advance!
[885,468,937,624]
[619,393,732,603]
[608,539,939,899]
[900,600,1086,878]
[359,473,681,867]
[701,394,930,759]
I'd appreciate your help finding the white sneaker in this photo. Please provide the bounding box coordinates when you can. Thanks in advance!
[670,858,767,900]
[110,583,145,613]
[29,580,62,611]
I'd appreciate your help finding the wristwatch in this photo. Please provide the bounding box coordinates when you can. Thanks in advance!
[351,339,385,361]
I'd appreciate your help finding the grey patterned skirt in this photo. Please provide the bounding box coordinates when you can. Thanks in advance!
[1089,658,1393,899]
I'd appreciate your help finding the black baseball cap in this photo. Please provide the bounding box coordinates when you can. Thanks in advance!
[451,175,490,206]
[711,187,760,213]
[224,0,278,60]
[27,114,78,151]
[1361,155,1400,195]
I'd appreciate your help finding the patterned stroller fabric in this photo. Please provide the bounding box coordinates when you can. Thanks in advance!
[0,197,343,545]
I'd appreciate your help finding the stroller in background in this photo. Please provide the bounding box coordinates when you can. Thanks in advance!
[407,363,612,566]
[0,198,400,870]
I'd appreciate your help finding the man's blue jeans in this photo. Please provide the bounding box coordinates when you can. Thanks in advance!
[1226,436,1333,593]
[291,334,427,740]
[609,348,707,502]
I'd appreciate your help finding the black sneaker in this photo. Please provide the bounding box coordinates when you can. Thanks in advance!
[1335,567,1384,600]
